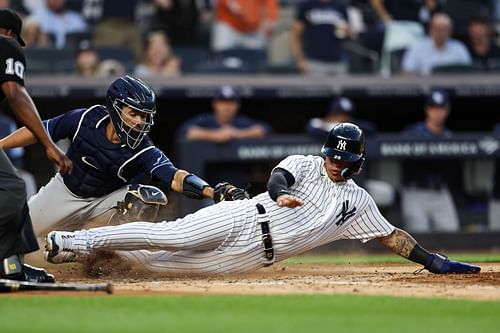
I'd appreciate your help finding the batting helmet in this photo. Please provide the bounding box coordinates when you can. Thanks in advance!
[321,123,365,179]
[106,75,156,149]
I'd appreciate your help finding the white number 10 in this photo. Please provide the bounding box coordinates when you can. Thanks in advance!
[5,58,25,79]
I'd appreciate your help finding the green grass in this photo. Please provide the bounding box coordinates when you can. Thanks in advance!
[284,253,500,265]
[1,294,499,333]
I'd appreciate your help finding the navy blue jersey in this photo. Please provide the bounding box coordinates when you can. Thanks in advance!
[296,0,348,62]
[44,105,177,197]
[177,112,272,139]
[403,121,452,139]
[401,121,458,189]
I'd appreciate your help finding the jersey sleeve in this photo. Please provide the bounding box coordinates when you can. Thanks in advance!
[273,155,312,184]
[140,147,178,190]
[341,188,395,243]
[0,39,25,87]
[176,113,211,139]
[43,108,86,142]
[235,115,273,134]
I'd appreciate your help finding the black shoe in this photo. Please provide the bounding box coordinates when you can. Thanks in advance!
[2,264,56,283]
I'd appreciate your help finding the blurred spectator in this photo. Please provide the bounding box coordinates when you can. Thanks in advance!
[22,0,46,13]
[0,114,37,198]
[23,0,88,49]
[401,13,471,75]
[134,31,181,79]
[149,0,208,46]
[490,123,500,231]
[74,43,126,78]
[466,16,500,71]
[21,19,50,47]
[306,96,376,140]
[400,89,460,232]
[212,0,278,52]
[305,96,394,209]
[74,44,99,77]
[88,0,143,62]
[0,0,29,15]
[178,85,272,187]
[291,0,353,76]
[178,86,272,143]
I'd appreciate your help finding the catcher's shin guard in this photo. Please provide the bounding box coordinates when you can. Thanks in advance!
[425,253,480,274]
[113,184,168,223]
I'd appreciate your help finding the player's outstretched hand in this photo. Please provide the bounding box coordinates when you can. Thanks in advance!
[277,194,304,208]
[46,144,72,175]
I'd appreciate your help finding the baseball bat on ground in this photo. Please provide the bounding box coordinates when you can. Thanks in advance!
[0,279,113,294]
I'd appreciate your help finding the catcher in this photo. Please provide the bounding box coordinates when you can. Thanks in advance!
[0,75,223,263]
[46,123,480,275]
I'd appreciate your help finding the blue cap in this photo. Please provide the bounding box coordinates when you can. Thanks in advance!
[426,90,449,107]
[214,86,240,100]
[329,97,355,114]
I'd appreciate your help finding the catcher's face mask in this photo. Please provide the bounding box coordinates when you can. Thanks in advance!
[110,100,155,149]
[106,75,156,149]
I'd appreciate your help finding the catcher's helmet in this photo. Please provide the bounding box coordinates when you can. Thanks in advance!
[106,75,156,149]
[321,123,365,179]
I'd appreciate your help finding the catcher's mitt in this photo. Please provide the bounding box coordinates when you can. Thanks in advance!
[214,182,250,203]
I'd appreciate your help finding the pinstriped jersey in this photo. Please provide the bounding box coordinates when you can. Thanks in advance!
[254,154,394,260]
[71,154,395,274]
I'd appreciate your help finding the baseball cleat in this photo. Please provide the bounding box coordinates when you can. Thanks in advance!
[45,231,76,255]
[0,264,56,283]
[21,264,56,283]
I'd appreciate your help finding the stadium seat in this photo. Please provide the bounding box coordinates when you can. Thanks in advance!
[171,47,211,73]
[343,40,380,74]
[193,60,256,74]
[213,48,268,73]
[388,49,407,74]
[264,63,299,74]
[380,21,424,76]
[431,63,482,74]
[24,47,75,74]
[64,31,93,53]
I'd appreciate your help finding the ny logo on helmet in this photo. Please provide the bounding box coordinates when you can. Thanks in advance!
[336,140,347,150]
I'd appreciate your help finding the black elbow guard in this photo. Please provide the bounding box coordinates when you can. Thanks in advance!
[183,174,209,199]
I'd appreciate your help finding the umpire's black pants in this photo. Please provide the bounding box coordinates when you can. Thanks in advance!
[0,148,38,260]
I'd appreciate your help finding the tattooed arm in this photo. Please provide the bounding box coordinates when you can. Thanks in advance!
[377,227,431,266]
[377,227,481,274]
[377,228,417,258]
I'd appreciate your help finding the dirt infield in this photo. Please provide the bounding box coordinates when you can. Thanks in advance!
[32,253,500,300]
